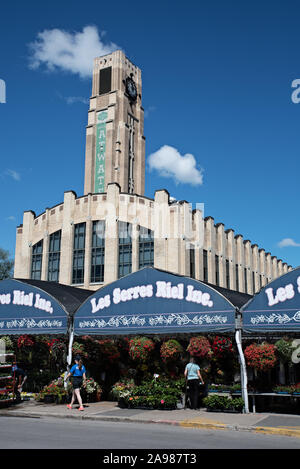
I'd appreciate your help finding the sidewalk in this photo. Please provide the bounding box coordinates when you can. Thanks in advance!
[1,400,300,438]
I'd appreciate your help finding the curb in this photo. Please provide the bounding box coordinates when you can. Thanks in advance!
[1,410,300,438]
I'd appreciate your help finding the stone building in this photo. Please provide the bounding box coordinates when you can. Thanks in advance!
[13,50,292,293]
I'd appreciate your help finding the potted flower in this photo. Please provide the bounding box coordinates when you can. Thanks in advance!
[273,385,293,394]
[160,339,183,363]
[187,336,212,359]
[83,377,102,402]
[72,341,88,359]
[129,337,155,362]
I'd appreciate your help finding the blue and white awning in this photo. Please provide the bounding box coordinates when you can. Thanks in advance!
[74,267,237,335]
[242,267,300,332]
[0,279,69,334]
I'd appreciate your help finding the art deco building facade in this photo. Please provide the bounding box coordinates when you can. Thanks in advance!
[14,51,292,293]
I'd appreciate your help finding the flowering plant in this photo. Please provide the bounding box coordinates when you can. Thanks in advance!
[72,341,88,359]
[187,336,212,358]
[111,378,135,399]
[129,337,155,362]
[17,335,34,349]
[211,336,234,358]
[244,343,277,371]
[160,339,183,363]
[85,377,102,396]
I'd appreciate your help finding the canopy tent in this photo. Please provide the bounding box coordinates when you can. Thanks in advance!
[73,267,248,336]
[0,278,91,335]
[241,266,300,333]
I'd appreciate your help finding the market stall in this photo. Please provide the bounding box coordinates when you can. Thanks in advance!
[0,278,91,335]
[242,266,300,333]
[74,267,242,336]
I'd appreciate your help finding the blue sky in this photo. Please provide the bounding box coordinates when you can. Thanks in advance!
[0,0,300,268]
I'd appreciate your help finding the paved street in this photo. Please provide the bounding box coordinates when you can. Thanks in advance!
[0,416,299,449]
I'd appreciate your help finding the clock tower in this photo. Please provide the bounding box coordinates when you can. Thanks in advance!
[84,50,145,196]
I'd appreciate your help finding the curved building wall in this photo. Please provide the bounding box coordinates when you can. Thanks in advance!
[14,183,291,293]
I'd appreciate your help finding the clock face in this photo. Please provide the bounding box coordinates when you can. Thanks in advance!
[126,77,137,102]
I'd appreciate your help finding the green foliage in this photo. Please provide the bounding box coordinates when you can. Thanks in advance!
[275,338,294,363]
[120,376,185,409]
[0,248,14,280]
[203,395,244,412]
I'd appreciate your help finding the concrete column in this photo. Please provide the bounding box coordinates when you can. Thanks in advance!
[41,229,50,281]
[205,217,216,284]
[104,183,120,283]
[14,211,35,279]
[154,190,170,271]
[243,241,251,294]
[235,235,244,292]
[216,223,226,287]
[259,249,266,288]
[131,223,139,272]
[193,209,203,281]
[84,215,92,288]
[278,259,283,277]
[266,253,272,283]
[225,229,236,290]
[252,244,259,294]
[60,191,76,285]
[272,256,278,280]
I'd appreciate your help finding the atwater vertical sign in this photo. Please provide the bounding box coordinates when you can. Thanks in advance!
[94,110,108,193]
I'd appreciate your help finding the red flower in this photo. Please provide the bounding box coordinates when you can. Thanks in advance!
[187,336,212,358]
[244,343,277,371]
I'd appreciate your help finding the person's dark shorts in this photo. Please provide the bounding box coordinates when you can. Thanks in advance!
[72,376,83,389]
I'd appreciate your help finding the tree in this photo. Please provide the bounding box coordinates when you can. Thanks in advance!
[0,248,14,280]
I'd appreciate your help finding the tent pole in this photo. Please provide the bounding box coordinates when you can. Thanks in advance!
[66,327,74,370]
[235,328,249,413]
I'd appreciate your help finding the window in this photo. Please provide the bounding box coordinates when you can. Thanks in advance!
[48,230,61,282]
[226,259,230,289]
[215,255,219,286]
[91,221,105,283]
[236,264,239,291]
[244,268,248,293]
[252,271,255,293]
[72,223,86,284]
[189,244,195,279]
[31,240,43,280]
[118,221,132,278]
[203,249,208,282]
[99,67,112,95]
[139,227,154,268]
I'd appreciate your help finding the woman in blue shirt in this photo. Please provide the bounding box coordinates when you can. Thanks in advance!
[184,357,204,410]
[66,356,87,411]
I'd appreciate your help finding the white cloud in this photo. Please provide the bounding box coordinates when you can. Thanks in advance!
[278,238,300,248]
[64,96,89,105]
[6,216,16,221]
[4,169,21,181]
[28,25,119,78]
[148,145,203,186]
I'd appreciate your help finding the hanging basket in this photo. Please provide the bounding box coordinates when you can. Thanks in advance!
[129,337,155,362]
[187,336,212,359]
[244,342,277,371]
[160,339,183,363]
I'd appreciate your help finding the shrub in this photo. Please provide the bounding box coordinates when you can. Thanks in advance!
[203,395,244,412]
